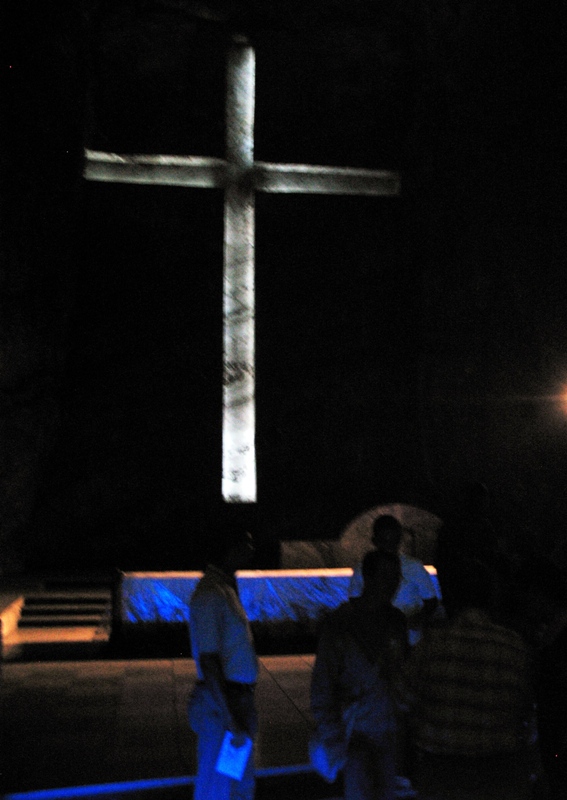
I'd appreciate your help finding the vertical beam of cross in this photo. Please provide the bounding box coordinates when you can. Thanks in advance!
[223,41,256,502]
[83,36,400,505]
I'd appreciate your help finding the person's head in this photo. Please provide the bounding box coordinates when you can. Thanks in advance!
[361,549,402,604]
[208,522,256,573]
[371,515,403,555]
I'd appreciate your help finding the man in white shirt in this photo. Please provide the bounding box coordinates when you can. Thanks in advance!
[350,515,440,646]
[188,524,257,800]
[349,515,440,794]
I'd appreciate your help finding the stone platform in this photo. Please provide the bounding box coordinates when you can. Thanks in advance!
[2,653,342,800]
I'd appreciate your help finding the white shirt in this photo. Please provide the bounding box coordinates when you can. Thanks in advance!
[189,564,258,684]
[350,552,441,645]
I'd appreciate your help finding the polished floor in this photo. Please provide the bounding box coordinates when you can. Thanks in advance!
[4,600,550,799]
[1,637,342,800]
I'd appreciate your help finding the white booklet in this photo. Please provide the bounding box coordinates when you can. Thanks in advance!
[215,731,253,780]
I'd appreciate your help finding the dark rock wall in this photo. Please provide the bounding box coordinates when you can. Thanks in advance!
[1,3,88,571]
[1,1,565,572]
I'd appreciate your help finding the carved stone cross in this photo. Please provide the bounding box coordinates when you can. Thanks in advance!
[84,37,400,503]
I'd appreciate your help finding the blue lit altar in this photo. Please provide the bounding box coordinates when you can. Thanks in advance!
[117,504,441,652]
[120,568,355,625]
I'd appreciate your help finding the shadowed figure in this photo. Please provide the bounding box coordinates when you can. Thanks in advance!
[403,557,536,799]
[350,514,440,646]
[187,521,258,800]
[311,549,409,800]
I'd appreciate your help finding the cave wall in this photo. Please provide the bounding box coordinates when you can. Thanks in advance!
[1,1,566,572]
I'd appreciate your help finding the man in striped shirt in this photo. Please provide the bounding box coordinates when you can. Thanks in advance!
[403,557,536,799]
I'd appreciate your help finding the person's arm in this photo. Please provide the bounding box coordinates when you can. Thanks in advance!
[199,652,232,729]
[199,652,249,744]
[310,625,344,741]
[405,560,440,625]
[407,596,439,625]
[398,634,427,709]
[383,612,411,709]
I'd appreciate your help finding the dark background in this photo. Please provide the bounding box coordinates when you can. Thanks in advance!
[1,0,566,572]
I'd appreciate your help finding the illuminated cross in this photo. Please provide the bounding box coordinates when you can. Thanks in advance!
[84,37,400,503]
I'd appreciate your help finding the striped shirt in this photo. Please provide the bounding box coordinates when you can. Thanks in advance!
[403,608,532,756]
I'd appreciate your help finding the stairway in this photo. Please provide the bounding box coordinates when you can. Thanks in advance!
[19,587,112,628]
[3,575,114,660]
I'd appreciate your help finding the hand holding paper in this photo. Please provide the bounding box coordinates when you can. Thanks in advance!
[215,730,253,780]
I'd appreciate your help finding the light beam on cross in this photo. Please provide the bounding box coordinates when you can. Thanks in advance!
[84,37,400,504]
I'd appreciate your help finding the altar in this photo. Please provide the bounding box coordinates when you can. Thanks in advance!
[117,563,440,655]
[117,504,441,653]
[118,568,357,654]
[120,568,354,625]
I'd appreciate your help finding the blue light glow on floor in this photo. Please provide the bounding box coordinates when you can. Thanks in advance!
[4,776,194,800]
[4,765,313,800]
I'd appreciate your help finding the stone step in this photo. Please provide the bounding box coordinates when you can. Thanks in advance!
[17,584,112,632]
[18,613,107,627]
[24,590,112,603]
[20,603,109,616]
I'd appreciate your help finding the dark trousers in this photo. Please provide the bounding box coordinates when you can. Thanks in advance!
[343,732,397,800]
[188,682,257,800]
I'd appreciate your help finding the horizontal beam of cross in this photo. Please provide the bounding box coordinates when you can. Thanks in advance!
[84,150,401,196]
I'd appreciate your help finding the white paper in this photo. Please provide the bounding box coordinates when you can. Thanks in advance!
[215,730,253,780]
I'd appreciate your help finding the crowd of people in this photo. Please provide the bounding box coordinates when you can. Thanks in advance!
[186,490,567,799]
